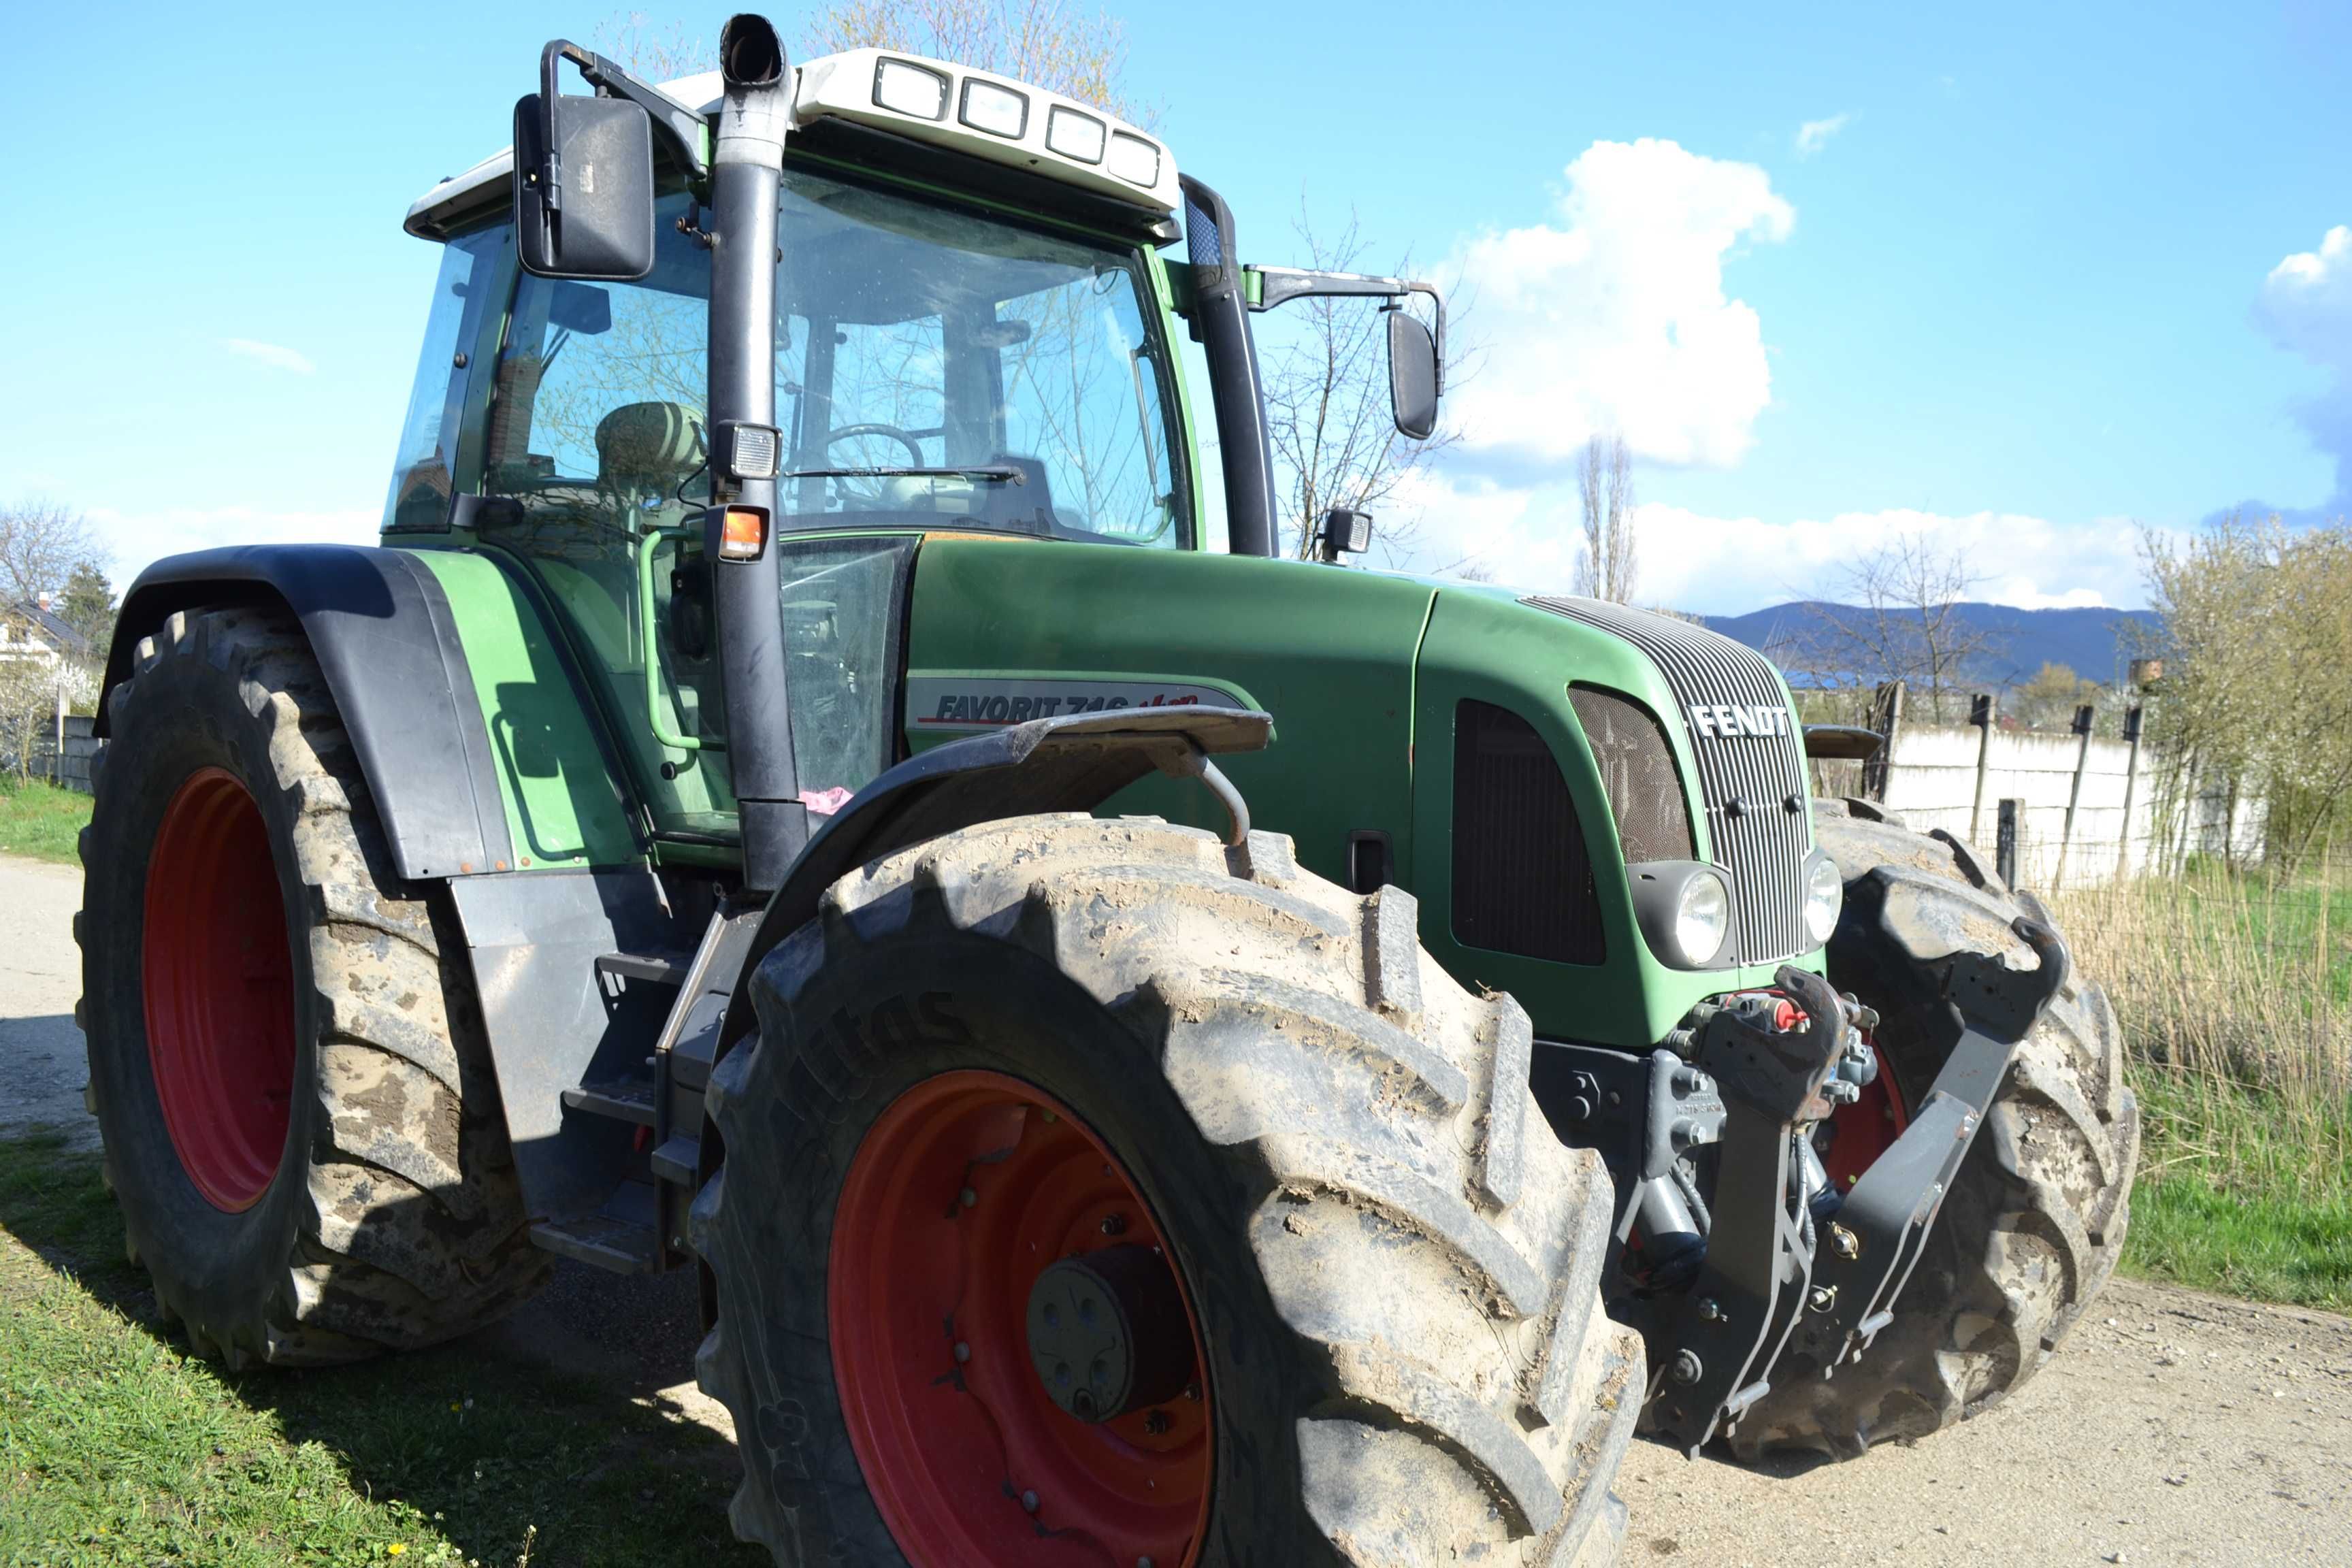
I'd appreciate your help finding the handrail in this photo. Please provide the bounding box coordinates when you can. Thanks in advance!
[637,525,725,754]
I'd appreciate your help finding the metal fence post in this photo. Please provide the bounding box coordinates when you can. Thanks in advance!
[1997,796,2023,888]
[1967,692,1997,845]
[2116,704,2144,881]
[2052,702,2096,891]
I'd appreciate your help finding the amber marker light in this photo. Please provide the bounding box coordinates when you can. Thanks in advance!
[719,507,768,561]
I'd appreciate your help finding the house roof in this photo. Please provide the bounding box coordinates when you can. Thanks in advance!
[5,600,91,657]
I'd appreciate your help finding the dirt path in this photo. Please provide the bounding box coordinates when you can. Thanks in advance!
[0,852,95,1149]
[5,851,2347,1563]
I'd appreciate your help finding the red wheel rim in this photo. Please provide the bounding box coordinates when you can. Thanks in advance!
[1822,1032,1909,1191]
[142,768,296,1212]
[829,1069,1212,1567]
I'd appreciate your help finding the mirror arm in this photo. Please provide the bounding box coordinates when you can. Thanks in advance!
[537,38,714,207]
[1247,267,1446,397]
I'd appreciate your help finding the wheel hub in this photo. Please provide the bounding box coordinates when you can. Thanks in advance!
[1026,1245,1192,1423]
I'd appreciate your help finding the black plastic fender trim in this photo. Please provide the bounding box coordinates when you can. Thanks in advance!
[101,544,515,883]
[715,705,1275,1054]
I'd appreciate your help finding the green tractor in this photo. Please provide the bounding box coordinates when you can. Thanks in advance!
[78,16,2138,1565]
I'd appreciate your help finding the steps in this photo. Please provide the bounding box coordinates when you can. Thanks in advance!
[527,909,764,1275]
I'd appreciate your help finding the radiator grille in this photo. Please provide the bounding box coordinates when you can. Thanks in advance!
[1452,700,1606,964]
[1526,597,1811,963]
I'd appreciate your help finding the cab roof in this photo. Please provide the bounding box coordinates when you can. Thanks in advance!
[404,48,1179,242]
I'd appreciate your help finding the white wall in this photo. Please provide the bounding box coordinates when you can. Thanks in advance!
[1855,724,2261,890]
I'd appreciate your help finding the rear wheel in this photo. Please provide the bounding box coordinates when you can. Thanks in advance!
[79,607,548,1365]
[695,815,1644,1566]
[1729,798,2140,1457]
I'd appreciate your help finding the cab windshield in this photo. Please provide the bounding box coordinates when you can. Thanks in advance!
[489,168,1189,549]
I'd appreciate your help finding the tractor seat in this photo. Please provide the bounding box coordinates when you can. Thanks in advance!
[595,402,704,507]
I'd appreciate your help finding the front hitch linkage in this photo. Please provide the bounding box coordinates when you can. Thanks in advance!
[1648,919,2068,1454]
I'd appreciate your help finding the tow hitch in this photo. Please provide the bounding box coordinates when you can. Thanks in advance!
[1646,918,2070,1453]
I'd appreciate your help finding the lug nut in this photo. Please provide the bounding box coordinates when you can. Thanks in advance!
[1144,1408,1171,1434]
[1100,1213,1128,1236]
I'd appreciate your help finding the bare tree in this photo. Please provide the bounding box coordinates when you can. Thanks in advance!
[1781,535,1999,724]
[0,499,98,609]
[1260,205,1459,564]
[594,12,715,80]
[1573,434,1637,602]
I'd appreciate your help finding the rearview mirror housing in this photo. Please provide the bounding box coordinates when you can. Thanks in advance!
[513,91,656,280]
[1388,310,1439,440]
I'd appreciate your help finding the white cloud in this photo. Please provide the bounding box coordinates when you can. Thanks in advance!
[87,504,376,587]
[1794,112,1853,157]
[1448,140,1795,469]
[1396,467,2160,615]
[224,338,315,374]
[2256,224,2352,512]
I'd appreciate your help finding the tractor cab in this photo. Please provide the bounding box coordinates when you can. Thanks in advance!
[392,39,1440,867]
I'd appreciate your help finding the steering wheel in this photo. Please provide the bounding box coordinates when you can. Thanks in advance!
[821,423,926,505]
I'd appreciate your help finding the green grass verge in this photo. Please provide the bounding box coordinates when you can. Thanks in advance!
[0,777,92,867]
[2117,1072,2352,1313]
[0,1127,764,1567]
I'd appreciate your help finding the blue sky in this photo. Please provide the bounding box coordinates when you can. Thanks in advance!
[4,1,2346,612]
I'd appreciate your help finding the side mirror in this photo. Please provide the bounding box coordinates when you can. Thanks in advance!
[1316,507,1373,564]
[514,78,656,280]
[1388,310,1439,440]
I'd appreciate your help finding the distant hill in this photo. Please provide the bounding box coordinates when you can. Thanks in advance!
[1699,601,2161,688]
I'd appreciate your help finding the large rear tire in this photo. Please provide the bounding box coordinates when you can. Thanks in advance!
[78,608,548,1366]
[694,815,1643,1567]
[1729,798,2140,1458]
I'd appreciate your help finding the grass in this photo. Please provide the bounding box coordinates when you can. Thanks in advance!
[0,776,91,867]
[2048,860,2352,1313]
[0,1127,764,1567]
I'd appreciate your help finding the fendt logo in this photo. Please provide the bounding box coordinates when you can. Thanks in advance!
[1687,703,1794,739]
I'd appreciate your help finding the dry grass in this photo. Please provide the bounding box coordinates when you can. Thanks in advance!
[2048,861,2352,1308]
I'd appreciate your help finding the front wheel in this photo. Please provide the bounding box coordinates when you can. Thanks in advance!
[693,815,1644,1566]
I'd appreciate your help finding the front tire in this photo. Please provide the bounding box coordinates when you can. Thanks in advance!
[1729,798,2140,1457]
[694,815,1643,1566]
[78,607,548,1366]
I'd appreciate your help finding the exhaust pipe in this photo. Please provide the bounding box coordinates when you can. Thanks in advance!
[707,14,803,894]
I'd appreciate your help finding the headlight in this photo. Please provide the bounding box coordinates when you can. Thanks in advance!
[1673,870,1731,966]
[1803,853,1843,947]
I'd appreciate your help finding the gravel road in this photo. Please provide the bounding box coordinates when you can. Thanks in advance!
[5,849,2347,1564]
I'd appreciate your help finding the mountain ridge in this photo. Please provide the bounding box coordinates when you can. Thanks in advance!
[1698,600,2161,687]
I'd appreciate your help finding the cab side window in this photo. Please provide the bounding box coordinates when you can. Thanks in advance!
[384,226,508,532]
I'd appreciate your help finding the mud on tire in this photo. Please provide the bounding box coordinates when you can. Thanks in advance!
[1730,798,2140,1458]
[693,814,1644,1566]
[78,607,547,1366]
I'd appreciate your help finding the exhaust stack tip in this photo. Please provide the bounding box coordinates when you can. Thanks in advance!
[720,14,785,90]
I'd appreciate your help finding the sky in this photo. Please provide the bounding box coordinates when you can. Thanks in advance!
[3,1,2346,615]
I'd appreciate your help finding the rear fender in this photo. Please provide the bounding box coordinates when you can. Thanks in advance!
[103,545,514,883]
